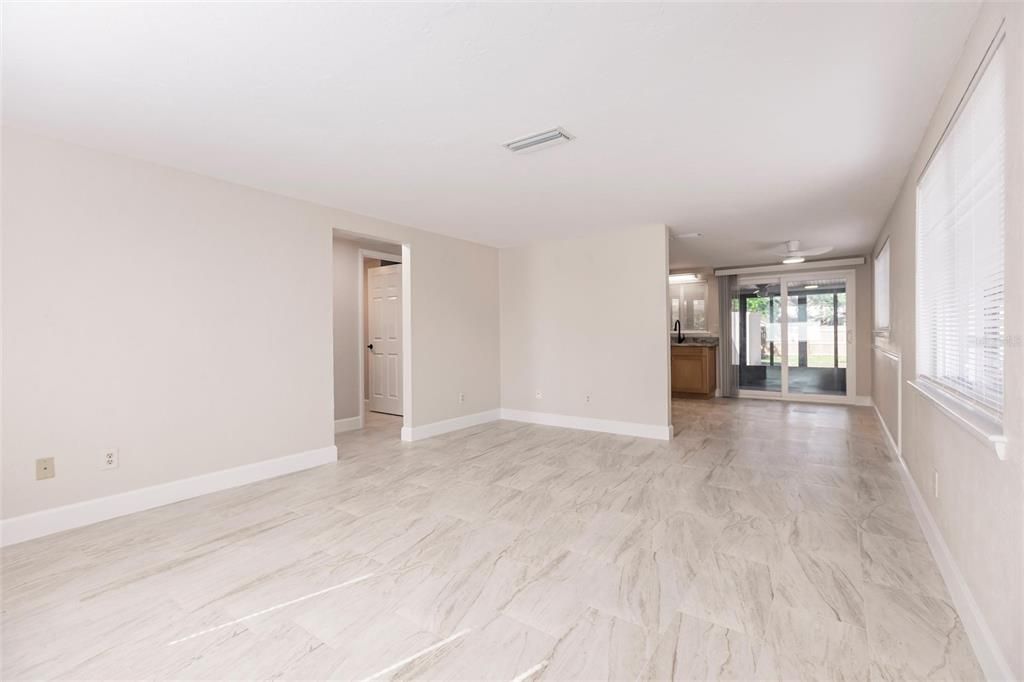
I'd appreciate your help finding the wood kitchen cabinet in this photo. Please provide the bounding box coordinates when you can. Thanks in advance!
[671,345,717,398]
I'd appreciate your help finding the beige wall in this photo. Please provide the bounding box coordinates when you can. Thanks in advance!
[872,347,899,443]
[853,262,873,398]
[332,237,360,421]
[1,128,501,519]
[499,224,671,428]
[871,3,1023,676]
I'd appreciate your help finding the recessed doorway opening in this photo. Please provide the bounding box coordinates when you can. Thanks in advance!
[332,229,411,444]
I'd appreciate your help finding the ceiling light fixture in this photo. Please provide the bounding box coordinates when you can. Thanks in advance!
[782,256,806,264]
[669,273,700,284]
[503,127,574,153]
[804,284,819,289]
[673,232,704,239]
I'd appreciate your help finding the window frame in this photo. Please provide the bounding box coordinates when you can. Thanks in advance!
[873,237,891,337]
[670,279,710,334]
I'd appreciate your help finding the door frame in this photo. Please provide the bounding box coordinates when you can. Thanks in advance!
[735,268,858,405]
[357,247,409,427]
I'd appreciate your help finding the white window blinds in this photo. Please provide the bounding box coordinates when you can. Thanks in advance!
[874,239,890,331]
[916,41,1006,419]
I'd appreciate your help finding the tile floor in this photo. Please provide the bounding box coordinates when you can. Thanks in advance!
[1,400,983,680]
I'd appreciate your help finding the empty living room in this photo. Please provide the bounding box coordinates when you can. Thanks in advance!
[2,1,1022,680]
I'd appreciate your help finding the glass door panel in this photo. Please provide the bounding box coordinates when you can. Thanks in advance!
[785,278,847,396]
[734,279,782,392]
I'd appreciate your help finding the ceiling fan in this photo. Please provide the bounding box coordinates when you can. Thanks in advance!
[771,240,833,264]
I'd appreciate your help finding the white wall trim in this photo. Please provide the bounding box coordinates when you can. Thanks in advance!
[872,345,902,455]
[335,415,363,433]
[500,408,673,441]
[399,408,674,442]
[359,248,402,263]
[401,244,413,434]
[401,409,501,442]
[885,442,1014,681]
[0,445,338,547]
[873,401,900,457]
[736,390,872,408]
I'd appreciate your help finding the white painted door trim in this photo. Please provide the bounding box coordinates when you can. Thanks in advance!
[401,244,413,432]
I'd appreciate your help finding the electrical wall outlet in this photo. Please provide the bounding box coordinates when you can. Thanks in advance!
[101,449,119,470]
[458,392,465,404]
[36,457,55,480]
[585,394,591,404]
[535,390,543,400]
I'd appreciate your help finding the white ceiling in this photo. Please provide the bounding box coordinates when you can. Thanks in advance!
[3,2,978,266]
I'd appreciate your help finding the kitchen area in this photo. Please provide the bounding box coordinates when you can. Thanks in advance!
[669,265,859,407]
[669,272,718,399]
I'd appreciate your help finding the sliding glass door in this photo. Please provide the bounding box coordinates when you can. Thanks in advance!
[731,271,855,401]
[786,277,848,396]
[736,279,782,392]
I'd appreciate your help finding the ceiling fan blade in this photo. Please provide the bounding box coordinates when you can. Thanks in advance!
[768,244,834,257]
[791,246,834,256]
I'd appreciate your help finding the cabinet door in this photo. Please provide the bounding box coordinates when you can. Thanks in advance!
[672,353,708,393]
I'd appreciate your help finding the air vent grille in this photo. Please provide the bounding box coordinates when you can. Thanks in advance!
[503,127,574,153]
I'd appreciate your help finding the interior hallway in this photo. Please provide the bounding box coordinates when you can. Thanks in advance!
[1,401,982,680]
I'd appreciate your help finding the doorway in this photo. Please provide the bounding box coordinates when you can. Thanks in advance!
[732,270,856,402]
[332,230,410,441]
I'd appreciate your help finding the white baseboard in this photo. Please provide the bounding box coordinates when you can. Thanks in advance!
[335,415,363,433]
[873,402,900,457]
[888,444,1014,680]
[0,445,338,548]
[401,409,501,442]
[737,392,874,408]
[500,409,672,441]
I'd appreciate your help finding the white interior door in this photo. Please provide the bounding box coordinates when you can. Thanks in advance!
[367,264,403,416]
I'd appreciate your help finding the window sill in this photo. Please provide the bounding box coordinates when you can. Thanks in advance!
[907,380,1007,460]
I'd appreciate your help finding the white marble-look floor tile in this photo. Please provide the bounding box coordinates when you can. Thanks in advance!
[863,583,984,681]
[860,531,949,600]
[1,402,984,680]
[754,604,868,681]
[640,612,760,681]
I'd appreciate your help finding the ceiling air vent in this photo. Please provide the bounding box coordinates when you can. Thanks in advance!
[503,127,574,153]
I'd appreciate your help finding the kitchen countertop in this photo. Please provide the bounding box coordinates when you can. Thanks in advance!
[671,337,719,347]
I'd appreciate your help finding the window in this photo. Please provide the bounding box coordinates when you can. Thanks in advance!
[670,278,708,333]
[916,40,1005,420]
[874,238,890,333]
